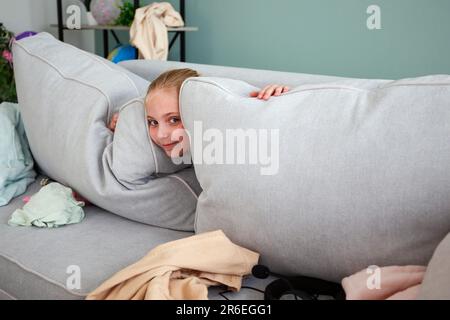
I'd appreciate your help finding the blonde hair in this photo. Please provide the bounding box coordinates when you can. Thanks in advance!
[146,68,200,100]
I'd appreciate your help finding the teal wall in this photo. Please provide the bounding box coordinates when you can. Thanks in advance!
[97,0,450,79]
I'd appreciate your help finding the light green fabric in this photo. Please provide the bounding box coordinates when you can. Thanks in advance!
[8,182,85,228]
[0,102,36,206]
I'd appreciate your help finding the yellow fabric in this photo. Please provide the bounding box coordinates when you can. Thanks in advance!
[86,230,259,300]
[129,2,184,60]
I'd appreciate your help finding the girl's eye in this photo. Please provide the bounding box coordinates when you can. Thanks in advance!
[169,117,180,125]
[148,119,158,127]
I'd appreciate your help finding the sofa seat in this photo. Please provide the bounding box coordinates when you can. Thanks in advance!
[0,175,194,299]
[0,176,277,300]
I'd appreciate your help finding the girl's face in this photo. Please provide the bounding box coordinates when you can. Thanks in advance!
[145,87,188,158]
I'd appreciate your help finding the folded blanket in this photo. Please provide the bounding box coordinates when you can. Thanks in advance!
[86,230,259,300]
[342,265,426,300]
[0,102,36,206]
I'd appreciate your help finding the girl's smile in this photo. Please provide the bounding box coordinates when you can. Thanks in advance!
[161,141,179,151]
[145,86,187,158]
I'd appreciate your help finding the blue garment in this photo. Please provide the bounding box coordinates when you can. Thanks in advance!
[0,102,36,206]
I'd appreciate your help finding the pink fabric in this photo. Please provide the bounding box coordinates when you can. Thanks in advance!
[342,265,426,300]
[72,191,90,205]
[23,188,89,205]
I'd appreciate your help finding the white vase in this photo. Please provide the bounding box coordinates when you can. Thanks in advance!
[90,0,123,25]
[86,12,98,26]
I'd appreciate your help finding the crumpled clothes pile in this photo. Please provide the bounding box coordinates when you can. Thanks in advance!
[0,102,36,206]
[8,182,85,228]
[86,230,259,300]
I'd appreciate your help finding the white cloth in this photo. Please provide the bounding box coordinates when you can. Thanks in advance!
[130,2,184,60]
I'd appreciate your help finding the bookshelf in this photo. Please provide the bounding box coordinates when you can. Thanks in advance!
[54,0,197,60]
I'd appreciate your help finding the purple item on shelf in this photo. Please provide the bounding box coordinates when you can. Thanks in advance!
[15,31,38,41]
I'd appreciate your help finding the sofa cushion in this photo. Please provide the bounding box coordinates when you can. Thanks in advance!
[0,176,275,300]
[12,32,201,231]
[180,75,450,282]
[118,59,352,88]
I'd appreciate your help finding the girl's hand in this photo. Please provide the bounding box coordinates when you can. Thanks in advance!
[250,84,290,100]
[108,113,119,132]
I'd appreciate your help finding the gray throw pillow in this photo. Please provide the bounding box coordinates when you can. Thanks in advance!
[12,32,201,231]
[180,75,450,281]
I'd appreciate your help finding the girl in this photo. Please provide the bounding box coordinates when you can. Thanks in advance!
[108,68,290,158]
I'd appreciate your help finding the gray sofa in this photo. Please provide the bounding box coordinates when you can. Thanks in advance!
[0,174,280,300]
[1,33,449,300]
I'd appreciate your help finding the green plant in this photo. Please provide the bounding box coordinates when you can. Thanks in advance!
[0,23,17,103]
[115,1,136,26]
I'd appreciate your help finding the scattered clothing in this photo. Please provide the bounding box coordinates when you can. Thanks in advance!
[8,182,85,228]
[38,176,91,205]
[86,230,259,300]
[0,102,36,206]
[342,265,426,300]
[130,2,184,60]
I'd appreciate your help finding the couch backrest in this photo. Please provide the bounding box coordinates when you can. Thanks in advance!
[118,59,382,88]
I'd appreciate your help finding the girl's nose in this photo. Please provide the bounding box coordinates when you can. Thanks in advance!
[157,124,170,140]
